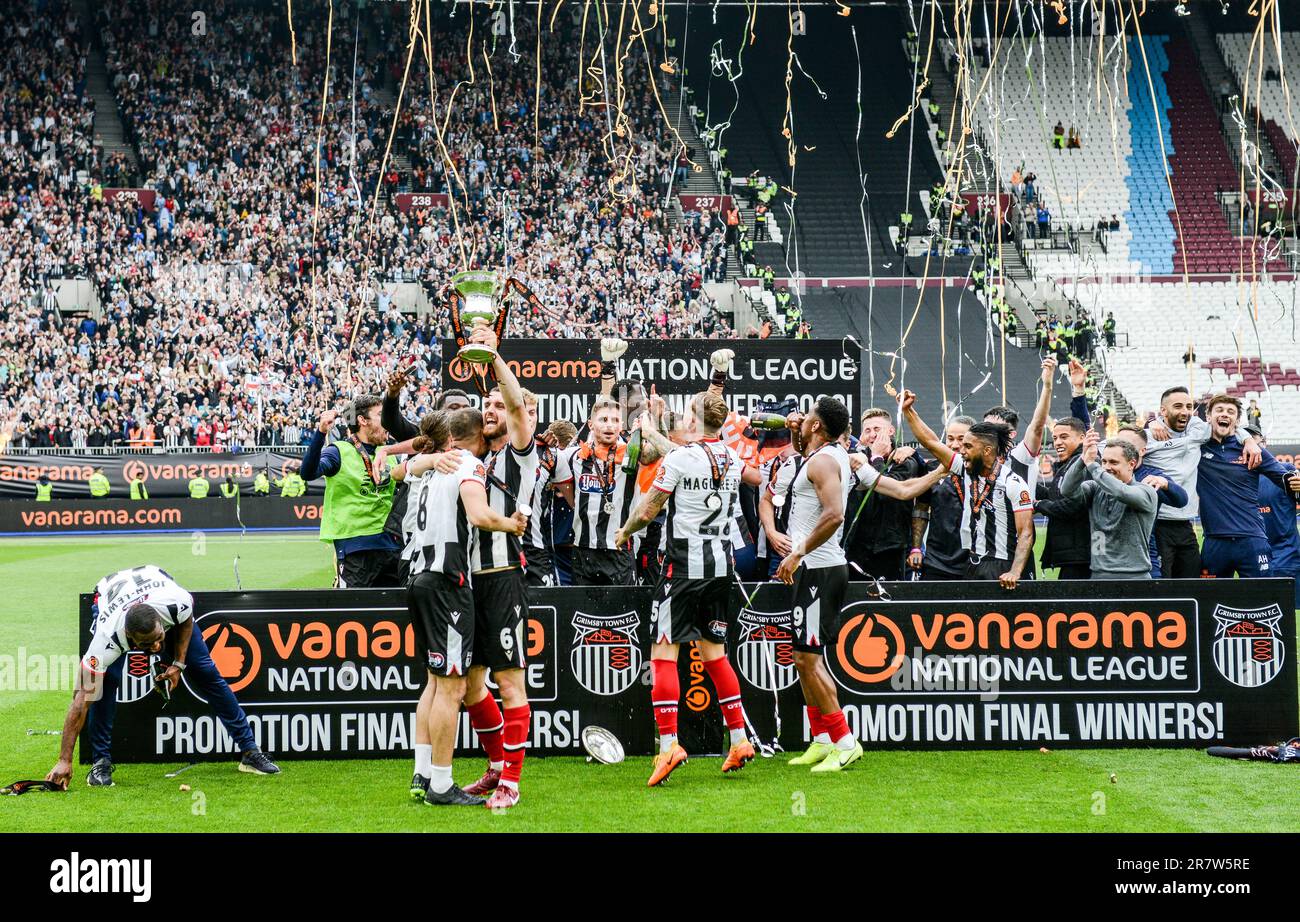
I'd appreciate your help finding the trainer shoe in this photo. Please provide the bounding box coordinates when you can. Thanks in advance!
[463,766,502,796]
[409,774,430,801]
[647,743,688,787]
[788,741,835,766]
[810,741,864,773]
[238,749,281,775]
[485,785,520,810]
[87,758,114,787]
[721,740,756,773]
[424,784,486,807]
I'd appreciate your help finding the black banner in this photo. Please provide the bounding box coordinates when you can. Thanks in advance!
[79,578,1297,762]
[2,497,322,534]
[439,337,862,424]
[0,451,319,501]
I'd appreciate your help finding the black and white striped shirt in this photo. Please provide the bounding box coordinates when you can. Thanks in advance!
[1006,440,1041,502]
[475,441,539,573]
[948,454,1034,562]
[524,443,557,553]
[555,440,639,551]
[653,439,743,579]
[411,453,485,580]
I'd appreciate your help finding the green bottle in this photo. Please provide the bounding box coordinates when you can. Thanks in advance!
[750,412,788,431]
[622,428,642,474]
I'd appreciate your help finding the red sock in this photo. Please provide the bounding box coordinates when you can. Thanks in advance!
[501,704,530,788]
[651,658,680,738]
[822,709,852,746]
[467,695,505,767]
[703,657,746,731]
[806,705,827,739]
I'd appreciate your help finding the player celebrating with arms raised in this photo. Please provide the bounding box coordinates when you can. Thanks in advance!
[616,391,764,785]
[457,327,540,810]
[777,398,945,772]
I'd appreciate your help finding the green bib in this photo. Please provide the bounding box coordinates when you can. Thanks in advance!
[189,478,210,498]
[35,482,52,501]
[319,441,397,542]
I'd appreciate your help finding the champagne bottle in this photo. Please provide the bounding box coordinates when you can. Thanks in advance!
[750,411,788,431]
[622,428,642,473]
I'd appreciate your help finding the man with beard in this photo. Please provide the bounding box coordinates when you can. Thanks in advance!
[1151,395,1296,579]
[554,394,665,585]
[454,328,539,810]
[1144,387,1262,576]
[902,393,1035,588]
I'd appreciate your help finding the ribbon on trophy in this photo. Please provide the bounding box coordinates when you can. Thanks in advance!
[448,270,513,396]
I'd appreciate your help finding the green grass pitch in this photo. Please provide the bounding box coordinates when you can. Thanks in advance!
[1,530,1297,832]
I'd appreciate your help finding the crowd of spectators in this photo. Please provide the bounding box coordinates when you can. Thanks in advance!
[0,0,731,452]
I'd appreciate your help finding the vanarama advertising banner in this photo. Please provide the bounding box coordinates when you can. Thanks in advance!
[0,451,319,501]
[81,579,1296,762]
[0,497,322,534]
[440,338,861,425]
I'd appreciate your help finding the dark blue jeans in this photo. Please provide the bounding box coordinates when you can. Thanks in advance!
[87,625,257,761]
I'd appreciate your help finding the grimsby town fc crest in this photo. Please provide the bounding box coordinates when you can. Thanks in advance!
[1212,604,1285,689]
[735,610,799,692]
[115,652,158,704]
[570,611,643,696]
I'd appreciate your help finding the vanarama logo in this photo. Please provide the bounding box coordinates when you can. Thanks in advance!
[192,611,421,700]
[123,459,253,484]
[0,462,93,482]
[201,622,262,692]
[831,605,907,688]
[684,642,711,712]
[448,356,601,384]
[828,602,1191,694]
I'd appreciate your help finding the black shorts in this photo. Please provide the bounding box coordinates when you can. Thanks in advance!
[964,556,1010,581]
[651,575,732,645]
[407,570,474,676]
[471,567,529,671]
[921,564,966,581]
[522,544,556,588]
[571,546,635,586]
[338,548,401,589]
[790,563,849,654]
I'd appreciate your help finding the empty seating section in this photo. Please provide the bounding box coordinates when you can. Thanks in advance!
[1218,31,1300,185]
[1164,35,1283,275]
[1125,35,1176,274]
[967,36,1140,277]
[1074,280,1300,438]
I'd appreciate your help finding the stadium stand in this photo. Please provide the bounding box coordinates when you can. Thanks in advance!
[1072,279,1300,438]
[964,34,1141,279]
[2,2,1298,454]
[0,0,735,451]
[681,6,944,279]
